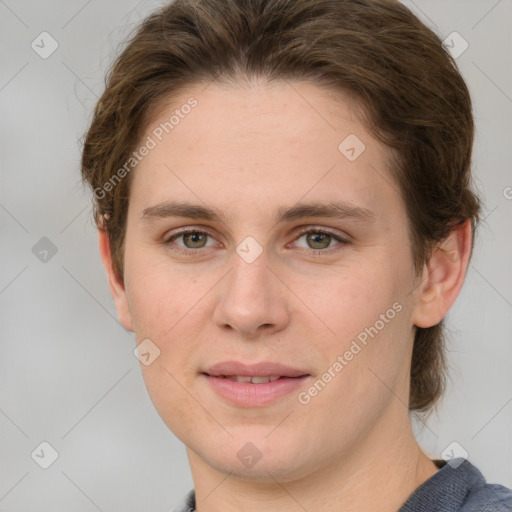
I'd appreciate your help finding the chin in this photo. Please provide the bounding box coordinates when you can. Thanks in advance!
[187,429,323,483]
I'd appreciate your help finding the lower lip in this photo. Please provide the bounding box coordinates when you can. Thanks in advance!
[204,375,309,407]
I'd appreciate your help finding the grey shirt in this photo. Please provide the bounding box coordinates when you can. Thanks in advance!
[172,459,512,511]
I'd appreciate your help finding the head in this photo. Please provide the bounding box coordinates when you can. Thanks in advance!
[82,0,480,481]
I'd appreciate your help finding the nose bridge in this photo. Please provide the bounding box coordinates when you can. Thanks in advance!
[213,249,289,336]
[226,253,273,311]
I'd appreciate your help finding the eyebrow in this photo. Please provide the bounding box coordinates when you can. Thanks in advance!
[140,200,376,225]
[273,202,376,224]
[141,201,226,224]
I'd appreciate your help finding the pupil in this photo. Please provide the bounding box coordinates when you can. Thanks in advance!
[184,232,207,248]
[307,232,331,249]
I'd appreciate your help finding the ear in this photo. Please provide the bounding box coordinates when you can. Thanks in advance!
[98,229,134,331]
[412,219,473,328]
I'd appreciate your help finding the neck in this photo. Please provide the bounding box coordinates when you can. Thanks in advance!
[187,406,438,512]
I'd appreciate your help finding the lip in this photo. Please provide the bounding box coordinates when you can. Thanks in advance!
[204,361,308,378]
[202,361,310,407]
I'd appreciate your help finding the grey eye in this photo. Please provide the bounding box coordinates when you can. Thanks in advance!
[182,232,209,248]
[306,232,332,249]
[294,230,341,250]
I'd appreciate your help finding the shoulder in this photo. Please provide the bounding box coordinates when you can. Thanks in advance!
[460,481,512,511]
[446,459,512,512]
[399,459,511,512]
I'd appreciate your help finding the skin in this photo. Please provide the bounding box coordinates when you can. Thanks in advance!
[99,79,472,512]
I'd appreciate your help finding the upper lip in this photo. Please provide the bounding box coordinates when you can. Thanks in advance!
[204,361,309,378]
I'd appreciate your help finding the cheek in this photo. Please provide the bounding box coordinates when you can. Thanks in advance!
[124,246,203,339]
[124,254,220,429]
[140,364,216,445]
[291,261,413,402]
[295,305,412,443]
[288,261,400,343]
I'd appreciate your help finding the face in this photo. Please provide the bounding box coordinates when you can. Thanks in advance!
[115,80,424,482]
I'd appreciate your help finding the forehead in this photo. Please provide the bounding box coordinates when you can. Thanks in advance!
[129,80,402,221]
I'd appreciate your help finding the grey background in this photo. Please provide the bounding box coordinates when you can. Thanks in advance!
[1,0,511,510]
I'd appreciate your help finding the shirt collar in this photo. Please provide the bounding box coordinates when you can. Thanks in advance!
[398,459,485,511]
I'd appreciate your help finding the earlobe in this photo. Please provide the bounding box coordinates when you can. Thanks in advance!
[412,219,473,328]
[98,229,134,331]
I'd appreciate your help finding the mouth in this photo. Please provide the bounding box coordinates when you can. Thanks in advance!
[209,375,284,383]
[202,361,310,407]
[204,360,308,378]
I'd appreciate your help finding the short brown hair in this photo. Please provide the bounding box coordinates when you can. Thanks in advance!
[81,0,481,412]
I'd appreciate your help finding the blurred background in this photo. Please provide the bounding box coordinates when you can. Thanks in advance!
[1,0,511,510]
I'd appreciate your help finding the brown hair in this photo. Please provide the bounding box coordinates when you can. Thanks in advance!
[81,0,481,412]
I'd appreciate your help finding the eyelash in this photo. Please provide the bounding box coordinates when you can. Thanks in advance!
[164,228,218,255]
[292,227,349,253]
[164,226,350,255]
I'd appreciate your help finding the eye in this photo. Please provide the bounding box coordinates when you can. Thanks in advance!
[167,229,218,250]
[293,229,346,251]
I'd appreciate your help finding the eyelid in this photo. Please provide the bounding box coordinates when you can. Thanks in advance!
[162,225,351,253]
[164,226,221,247]
[281,227,351,257]
[290,225,351,244]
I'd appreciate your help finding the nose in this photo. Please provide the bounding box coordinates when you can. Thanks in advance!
[212,253,291,339]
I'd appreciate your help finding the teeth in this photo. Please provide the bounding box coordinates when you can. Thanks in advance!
[232,375,252,383]
[225,375,281,383]
[250,376,275,384]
